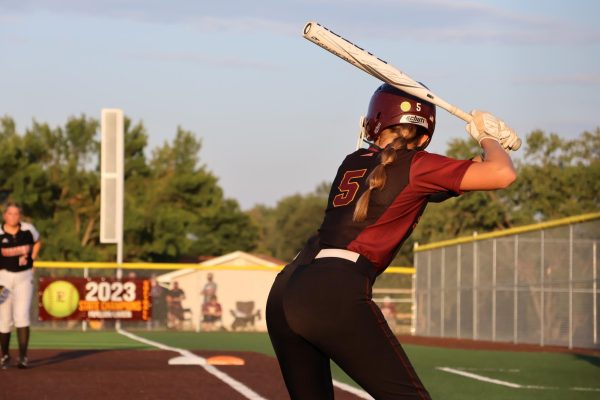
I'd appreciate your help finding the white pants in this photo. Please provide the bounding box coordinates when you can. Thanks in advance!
[0,269,33,332]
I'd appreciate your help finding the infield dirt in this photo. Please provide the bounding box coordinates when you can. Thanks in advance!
[0,349,366,400]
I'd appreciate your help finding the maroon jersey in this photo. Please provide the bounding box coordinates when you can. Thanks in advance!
[202,301,222,316]
[318,147,473,272]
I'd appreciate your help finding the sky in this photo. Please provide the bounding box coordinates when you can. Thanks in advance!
[1,0,599,209]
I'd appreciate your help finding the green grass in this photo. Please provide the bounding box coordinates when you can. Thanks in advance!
[16,329,600,400]
[16,329,149,349]
[408,345,600,400]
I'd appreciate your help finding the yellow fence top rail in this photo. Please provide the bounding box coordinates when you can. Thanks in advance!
[414,211,600,252]
[35,262,281,271]
[35,261,416,274]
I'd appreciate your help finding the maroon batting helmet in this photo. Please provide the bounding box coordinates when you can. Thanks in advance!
[363,84,436,142]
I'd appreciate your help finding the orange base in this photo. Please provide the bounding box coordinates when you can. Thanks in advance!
[206,355,245,366]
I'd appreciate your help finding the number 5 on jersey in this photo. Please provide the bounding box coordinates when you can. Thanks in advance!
[333,169,367,207]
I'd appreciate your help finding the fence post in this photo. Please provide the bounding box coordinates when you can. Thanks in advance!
[457,245,461,339]
[441,247,445,338]
[412,243,418,336]
[569,224,573,349]
[427,251,432,336]
[514,235,519,344]
[492,238,497,342]
[540,229,545,347]
[473,232,478,340]
[82,267,89,332]
[594,241,597,345]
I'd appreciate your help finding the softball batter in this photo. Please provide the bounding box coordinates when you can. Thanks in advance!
[266,84,519,399]
[0,203,41,369]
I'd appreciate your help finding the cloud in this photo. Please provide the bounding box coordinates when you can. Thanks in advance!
[304,0,600,46]
[187,16,296,35]
[128,51,282,70]
[1,0,599,45]
[513,74,600,86]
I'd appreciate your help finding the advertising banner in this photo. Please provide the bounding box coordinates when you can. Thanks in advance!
[38,277,151,321]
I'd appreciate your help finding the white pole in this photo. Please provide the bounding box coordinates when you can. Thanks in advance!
[116,242,123,330]
[100,108,125,332]
[115,111,124,331]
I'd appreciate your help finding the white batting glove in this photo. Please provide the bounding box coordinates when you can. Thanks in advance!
[466,110,520,151]
[466,110,502,145]
[497,120,521,151]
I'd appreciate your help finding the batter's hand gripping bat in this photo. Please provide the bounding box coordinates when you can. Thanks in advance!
[302,21,521,151]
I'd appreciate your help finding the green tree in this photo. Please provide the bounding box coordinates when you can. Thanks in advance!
[412,129,600,254]
[248,183,330,262]
[510,129,600,220]
[132,127,257,261]
[0,115,258,262]
[0,115,102,261]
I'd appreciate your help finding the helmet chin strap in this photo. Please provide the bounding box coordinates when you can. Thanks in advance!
[356,116,368,150]
[366,139,382,151]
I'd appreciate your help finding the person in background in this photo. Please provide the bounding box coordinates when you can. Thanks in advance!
[167,281,185,330]
[380,296,397,334]
[0,203,41,369]
[149,275,168,329]
[201,294,223,332]
[201,273,217,304]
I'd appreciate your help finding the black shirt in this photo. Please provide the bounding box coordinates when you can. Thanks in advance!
[0,222,40,272]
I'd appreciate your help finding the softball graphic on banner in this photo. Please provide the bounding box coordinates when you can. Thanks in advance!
[42,280,80,318]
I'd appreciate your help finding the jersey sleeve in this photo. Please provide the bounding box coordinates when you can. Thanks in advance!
[409,151,474,196]
[22,222,40,242]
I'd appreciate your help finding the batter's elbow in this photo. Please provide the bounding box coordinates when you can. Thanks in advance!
[497,167,517,189]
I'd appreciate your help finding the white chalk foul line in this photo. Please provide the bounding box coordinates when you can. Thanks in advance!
[571,387,600,392]
[332,380,374,399]
[439,367,600,393]
[117,328,268,400]
[436,367,556,390]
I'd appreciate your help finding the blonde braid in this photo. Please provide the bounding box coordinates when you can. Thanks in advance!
[352,125,419,222]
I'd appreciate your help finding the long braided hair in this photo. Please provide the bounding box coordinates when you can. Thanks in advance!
[352,124,421,222]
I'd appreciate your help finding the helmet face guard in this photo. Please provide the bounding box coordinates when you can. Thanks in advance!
[363,84,436,143]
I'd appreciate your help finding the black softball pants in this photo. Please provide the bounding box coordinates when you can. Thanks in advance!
[266,254,431,400]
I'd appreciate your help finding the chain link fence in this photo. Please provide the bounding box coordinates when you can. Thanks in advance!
[414,213,600,349]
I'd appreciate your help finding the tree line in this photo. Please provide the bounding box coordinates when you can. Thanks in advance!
[0,115,257,262]
[1,115,597,265]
